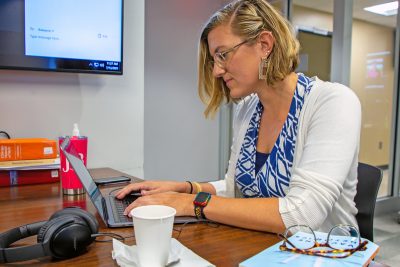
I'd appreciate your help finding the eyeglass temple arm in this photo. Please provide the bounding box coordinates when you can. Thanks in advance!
[277,233,299,249]
[357,240,368,251]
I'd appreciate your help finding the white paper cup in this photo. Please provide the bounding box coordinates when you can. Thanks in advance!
[130,205,176,267]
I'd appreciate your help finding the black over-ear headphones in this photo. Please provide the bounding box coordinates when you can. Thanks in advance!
[0,207,99,263]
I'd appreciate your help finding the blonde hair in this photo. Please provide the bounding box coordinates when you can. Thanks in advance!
[198,0,299,118]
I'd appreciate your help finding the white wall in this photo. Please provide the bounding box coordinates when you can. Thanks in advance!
[144,0,228,181]
[0,0,231,182]
[0,1,145,177]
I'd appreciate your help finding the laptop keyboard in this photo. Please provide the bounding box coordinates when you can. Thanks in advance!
[112,195,137,223]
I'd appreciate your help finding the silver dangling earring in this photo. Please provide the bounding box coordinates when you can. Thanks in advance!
[258,51,270,80]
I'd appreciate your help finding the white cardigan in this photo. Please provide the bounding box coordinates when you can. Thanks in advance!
[210,77,361,232]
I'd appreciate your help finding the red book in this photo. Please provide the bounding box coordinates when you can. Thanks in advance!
[0,169,60,187]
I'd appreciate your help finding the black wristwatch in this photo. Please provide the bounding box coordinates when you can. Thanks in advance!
[193,192,211,220]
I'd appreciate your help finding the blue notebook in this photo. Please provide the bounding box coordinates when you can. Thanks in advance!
[239,231,379,267]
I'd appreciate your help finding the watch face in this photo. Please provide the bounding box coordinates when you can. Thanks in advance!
[194,192,211,207]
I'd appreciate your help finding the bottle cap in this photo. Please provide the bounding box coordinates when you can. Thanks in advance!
[72,123,80,136]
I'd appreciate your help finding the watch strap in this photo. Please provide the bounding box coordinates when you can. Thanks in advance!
[193,192,211,220]
[194,205,204,220]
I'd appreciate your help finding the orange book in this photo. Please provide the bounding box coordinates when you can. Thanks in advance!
[0,138,57,161]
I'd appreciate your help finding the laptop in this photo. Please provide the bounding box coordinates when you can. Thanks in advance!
[60,136,198,227]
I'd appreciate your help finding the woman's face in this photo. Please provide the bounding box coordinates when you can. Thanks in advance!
[207,24,264,99]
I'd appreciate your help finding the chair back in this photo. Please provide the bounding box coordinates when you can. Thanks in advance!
[354,162,383,241]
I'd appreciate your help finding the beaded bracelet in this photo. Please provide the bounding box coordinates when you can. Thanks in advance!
[186,181,193,194]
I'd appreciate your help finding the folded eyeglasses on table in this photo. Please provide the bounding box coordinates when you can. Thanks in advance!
[278,224,368,258]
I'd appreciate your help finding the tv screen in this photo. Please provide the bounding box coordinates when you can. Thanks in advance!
[0,0,123,75]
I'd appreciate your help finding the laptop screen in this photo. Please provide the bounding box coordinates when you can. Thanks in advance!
[60,136,106,220]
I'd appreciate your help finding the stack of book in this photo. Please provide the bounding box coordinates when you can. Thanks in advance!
[0,138,60,187]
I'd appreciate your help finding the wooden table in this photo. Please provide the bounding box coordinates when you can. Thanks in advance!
[0,168,387,266]
[0,168,279,266]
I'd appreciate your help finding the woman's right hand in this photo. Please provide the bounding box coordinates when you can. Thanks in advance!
[115,180,189,199]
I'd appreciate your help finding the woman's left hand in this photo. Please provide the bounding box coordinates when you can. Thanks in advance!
[124,192,195,217]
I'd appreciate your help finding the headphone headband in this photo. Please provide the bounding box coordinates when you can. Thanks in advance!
[0,221,47,263]
[0,243,46,263]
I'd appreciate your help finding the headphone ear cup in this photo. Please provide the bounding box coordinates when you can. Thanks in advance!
[37,215,93,259]
[37,219,55,244]
[49,207,99,235]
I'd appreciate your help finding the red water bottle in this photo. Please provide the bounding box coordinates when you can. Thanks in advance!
[59,123,87,195]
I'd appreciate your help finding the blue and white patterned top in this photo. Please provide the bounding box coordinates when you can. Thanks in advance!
[235,73,315,198]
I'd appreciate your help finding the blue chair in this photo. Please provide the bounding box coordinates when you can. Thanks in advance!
[354,162,383,241]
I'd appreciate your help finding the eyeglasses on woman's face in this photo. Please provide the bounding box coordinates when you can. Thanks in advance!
[210,39,251,69]
[278,224,368,258]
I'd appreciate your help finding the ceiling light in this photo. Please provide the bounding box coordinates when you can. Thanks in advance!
[364,1,398,16]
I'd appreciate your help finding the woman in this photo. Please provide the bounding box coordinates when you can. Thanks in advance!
[117,0,361,234]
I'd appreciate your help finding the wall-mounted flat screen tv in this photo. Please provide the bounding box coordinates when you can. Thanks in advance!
[0,0,123,75]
